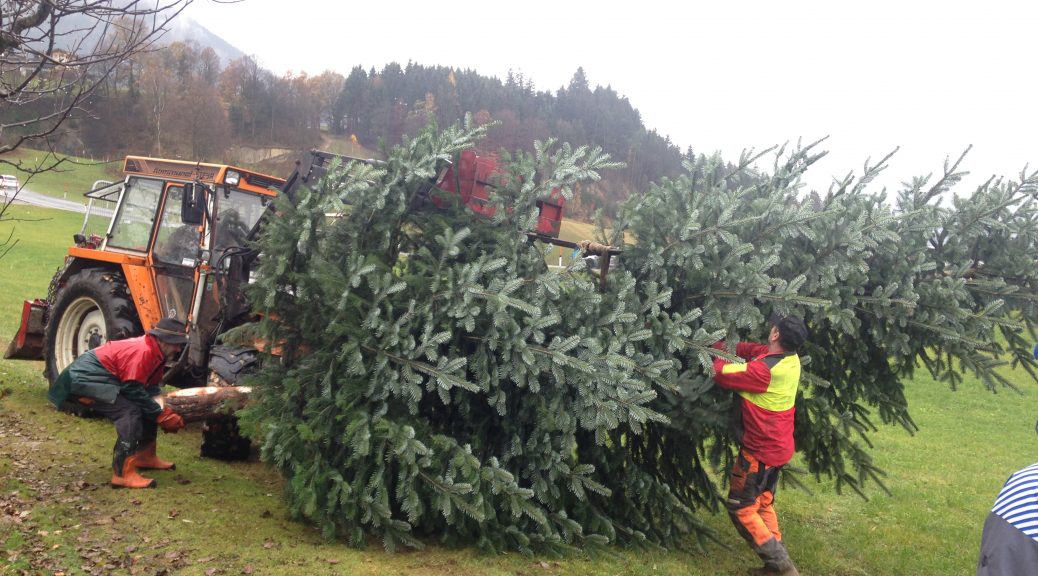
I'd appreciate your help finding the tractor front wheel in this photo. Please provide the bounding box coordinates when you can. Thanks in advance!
[44,269,142,384]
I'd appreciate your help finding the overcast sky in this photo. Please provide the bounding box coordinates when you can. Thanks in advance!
[186,0,1037,194]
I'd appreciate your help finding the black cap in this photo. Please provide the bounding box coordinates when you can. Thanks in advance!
[771,314,807,352]
[147,318,189,345]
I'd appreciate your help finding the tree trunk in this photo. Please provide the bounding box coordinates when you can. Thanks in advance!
[162,386,251,423]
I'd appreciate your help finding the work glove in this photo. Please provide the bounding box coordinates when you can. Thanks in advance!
[157,406,185,433]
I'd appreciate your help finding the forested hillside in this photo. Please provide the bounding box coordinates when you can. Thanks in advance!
[12,40,696,218]
[326,64,691,217]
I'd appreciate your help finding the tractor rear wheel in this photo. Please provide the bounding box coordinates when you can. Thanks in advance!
[44,269,142,384]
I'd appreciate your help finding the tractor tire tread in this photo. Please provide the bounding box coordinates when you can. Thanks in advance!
[43,268,142,385]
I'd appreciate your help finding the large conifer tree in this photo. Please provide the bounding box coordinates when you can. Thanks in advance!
[236,124,1038,551]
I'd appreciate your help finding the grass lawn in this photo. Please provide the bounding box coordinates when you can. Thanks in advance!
[0,206,84,336]
[1,147,122,201]
[1,205,1036,575]
[319,133,383,160]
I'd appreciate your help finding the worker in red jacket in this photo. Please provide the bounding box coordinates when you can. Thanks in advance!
[49,318,188,489]
[713,315,807,576]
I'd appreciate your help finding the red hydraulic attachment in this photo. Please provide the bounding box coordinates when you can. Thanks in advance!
[433,150,565,238]
[4,299,48,360]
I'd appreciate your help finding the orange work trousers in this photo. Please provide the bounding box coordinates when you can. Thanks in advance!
[726,448,783,547]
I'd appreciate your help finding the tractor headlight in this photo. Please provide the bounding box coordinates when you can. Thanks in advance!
[225,170,241,186]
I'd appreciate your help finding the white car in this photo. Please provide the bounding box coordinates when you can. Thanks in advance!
[0,174,18,191]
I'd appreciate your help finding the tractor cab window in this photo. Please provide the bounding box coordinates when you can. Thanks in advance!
[214,190,268,255]
[107,177,163,252]
[151,184,202,321]
[153,184,203,266]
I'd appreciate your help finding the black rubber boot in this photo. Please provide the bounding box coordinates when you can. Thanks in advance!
[750,538,799,576]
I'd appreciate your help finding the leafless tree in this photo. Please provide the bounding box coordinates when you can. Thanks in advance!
[1,1,196,158]
[0,0,194,255]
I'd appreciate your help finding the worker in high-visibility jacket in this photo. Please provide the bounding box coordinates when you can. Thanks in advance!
[713,315,807,576]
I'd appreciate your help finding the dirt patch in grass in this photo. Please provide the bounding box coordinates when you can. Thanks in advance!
[0,404,193,574]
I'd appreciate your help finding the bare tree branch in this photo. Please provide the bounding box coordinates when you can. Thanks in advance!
[0,0,195,256]
[2,1,194,157]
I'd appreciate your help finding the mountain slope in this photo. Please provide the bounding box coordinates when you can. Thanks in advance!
[165,16,245,65]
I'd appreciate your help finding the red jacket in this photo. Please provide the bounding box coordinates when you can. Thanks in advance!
[94,334,166,386]
[48,334,167,417]
[713,342,801,466]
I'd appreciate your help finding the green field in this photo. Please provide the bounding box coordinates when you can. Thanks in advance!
[1,147,122,201]
[1,204,1036,575]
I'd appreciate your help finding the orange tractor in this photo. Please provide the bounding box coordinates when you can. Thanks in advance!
[5,150,599,456]
[5,156,285,386]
